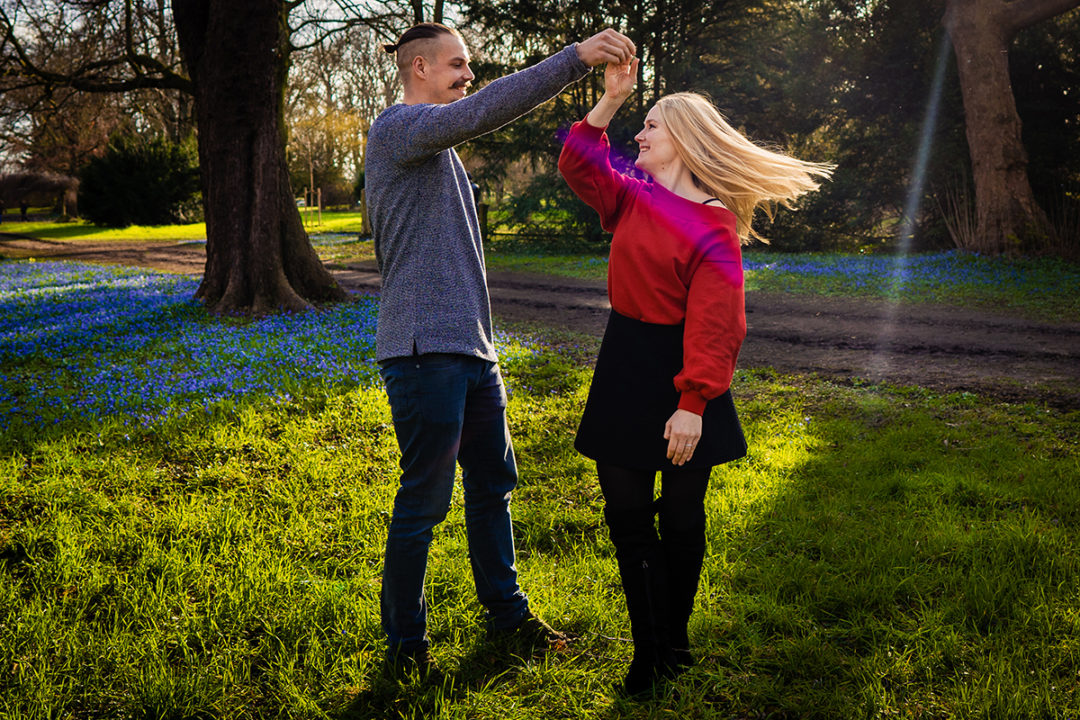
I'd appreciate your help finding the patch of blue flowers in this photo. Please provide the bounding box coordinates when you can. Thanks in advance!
[0,260,384,432]
[575,256,608,273]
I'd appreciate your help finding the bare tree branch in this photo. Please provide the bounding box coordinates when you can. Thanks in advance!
[288,11,401,52]
[1002,0,1080,33]
[0,1,192,94]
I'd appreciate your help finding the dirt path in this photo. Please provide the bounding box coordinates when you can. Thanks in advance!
[4,236,1078,409]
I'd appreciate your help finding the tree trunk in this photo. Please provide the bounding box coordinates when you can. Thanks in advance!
[360,188,371,236]
[650,0,666,103]
[173,0,347,314]
[943,0,1079,255]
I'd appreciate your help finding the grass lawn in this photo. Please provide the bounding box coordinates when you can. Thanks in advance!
[0,211,366,243]
[1,259,1078,718]
[0,218,212,242]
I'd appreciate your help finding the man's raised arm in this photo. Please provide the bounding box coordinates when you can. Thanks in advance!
[385,29,636,165]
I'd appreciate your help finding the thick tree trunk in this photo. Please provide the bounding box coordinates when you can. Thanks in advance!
[943,0,1079,255]
[173,0,347,314]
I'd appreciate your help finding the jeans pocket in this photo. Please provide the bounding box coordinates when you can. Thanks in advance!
[382,354,473,427]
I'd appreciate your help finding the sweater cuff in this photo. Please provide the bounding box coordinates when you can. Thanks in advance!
[677,390,708,416]
[565,43,592,76]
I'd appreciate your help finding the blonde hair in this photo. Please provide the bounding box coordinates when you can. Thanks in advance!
[655,92,835,243]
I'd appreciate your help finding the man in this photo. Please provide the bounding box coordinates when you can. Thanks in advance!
[365,22,635,674]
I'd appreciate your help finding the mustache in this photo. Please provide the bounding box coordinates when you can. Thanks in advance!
[452,80,471,89]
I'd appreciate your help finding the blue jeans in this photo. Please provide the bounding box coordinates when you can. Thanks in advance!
[379,353,529,654]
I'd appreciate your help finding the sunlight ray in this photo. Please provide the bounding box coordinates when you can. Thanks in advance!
[869,33,952,378]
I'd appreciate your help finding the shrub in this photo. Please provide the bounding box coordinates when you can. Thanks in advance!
[490,169,610,254]
[78,134,201,227]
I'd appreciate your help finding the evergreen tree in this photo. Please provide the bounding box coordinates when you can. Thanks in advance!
[79,134,201,227]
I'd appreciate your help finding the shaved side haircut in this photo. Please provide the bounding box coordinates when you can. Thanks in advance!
[383,23,462,75]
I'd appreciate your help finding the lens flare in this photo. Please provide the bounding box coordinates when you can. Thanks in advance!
[869,33,952,378]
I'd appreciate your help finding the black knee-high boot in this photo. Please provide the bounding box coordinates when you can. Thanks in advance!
[657,473,709,668]
[605,502,678,695]
[660,521,705,666]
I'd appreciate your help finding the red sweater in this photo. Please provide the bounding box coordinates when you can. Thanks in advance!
[558,118,746,415]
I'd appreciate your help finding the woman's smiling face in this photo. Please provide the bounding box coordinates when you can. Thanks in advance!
[634,105,679,177]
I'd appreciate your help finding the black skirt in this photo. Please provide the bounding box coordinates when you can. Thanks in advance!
[575,310,747,471]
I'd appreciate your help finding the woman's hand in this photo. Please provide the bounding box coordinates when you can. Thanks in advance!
[665,408,703,466]
[604,57,639,102]
[585,57,639,128]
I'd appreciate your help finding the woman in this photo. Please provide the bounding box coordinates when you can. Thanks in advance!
[558,59,833,696]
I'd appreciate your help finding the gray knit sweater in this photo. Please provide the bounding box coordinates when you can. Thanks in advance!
[366,45,590,362]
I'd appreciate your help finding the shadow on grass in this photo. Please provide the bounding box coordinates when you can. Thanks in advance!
[336,637,586,719]
[633,376,1080,719]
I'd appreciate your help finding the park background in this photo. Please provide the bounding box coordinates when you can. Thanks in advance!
[1,0,1079,718]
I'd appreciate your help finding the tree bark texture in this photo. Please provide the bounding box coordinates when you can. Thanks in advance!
[943,0,1080,255]
[173,0,347,314]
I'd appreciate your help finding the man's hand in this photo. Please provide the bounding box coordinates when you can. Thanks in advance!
[576,29,636,68]
[664,409,703,467]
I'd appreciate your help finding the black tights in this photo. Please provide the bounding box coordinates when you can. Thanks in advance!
[597,463,710,653]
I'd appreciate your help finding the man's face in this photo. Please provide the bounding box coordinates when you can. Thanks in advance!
[423,34,474,104]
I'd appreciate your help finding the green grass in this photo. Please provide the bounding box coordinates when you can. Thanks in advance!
[0,218,211,242]
[314,235,376,265]
[2,333,1078,718]
[3,220,1078,713]
[0,211,367,243]
[294,210,367,235]
[484,253,610,279]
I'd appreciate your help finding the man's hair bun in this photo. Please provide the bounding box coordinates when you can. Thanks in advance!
[386,23,457,56]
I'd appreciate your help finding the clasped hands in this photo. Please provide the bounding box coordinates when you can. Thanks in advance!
[575,28,635,67]
[575,29,639,101]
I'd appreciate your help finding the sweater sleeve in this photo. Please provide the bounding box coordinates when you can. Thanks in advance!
[557,117,636,230]
[674,235,747,414]
[389,45,589,165]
